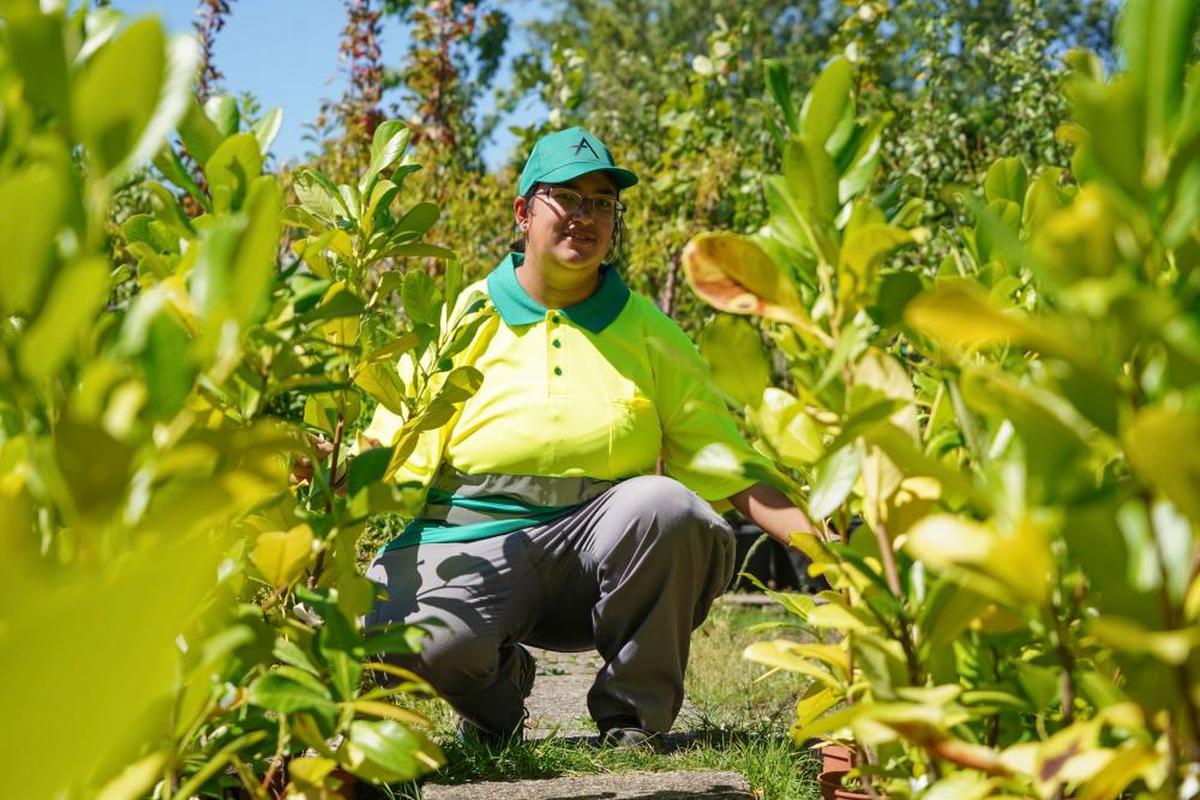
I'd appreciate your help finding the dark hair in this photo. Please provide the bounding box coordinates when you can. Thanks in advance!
[509,182,628,267]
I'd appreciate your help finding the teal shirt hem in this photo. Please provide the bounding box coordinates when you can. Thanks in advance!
[379,501,581,553]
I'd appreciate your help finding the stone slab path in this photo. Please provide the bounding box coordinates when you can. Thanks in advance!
[422,770,754,799]
[422,645,751,799]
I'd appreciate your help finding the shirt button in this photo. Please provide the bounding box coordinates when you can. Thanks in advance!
[554,366,563,376]
[549,313,559,324]
[552,339,561,348]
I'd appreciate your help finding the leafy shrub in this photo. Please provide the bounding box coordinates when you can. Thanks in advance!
[685,1,1200,796]
[0,5,485,797]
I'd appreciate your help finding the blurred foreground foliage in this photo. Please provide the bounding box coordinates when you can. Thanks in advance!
[685,0,1200,796]
[0,3,490,797]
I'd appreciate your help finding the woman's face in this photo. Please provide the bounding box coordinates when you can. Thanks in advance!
[513,170,618,275]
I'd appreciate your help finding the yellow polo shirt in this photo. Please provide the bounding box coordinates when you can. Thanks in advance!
[365,253,766,549]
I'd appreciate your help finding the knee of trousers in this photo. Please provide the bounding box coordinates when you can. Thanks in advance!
[408,629,503,699]
[610,474,734,551]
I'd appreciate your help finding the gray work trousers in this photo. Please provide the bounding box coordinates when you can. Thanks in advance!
[364,475,736,736]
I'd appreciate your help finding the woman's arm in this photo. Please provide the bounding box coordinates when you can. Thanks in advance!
[727,482,818,547]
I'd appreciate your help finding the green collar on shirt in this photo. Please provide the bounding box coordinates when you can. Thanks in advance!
[486,251,630,333]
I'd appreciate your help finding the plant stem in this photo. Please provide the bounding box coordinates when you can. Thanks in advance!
[309,413,345,588]
[1049,600,1076,725]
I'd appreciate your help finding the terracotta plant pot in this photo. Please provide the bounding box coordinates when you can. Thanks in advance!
[818,769,873,800]
[813,742,856,773]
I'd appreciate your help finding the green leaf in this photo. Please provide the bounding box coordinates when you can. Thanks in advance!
[800,56,854,153]
[1089,616,1200,665]
[360,623,428,656]
[247,669,336,714]
[838,223,916,308]
[0,535,223,800]
[755,388,824,467]
[1119,0,1197,149]
[1151,500,1193,604]
[152,147,207,206]
[356,363,408,416]
[252,106,284,154]
[395,201,440,235]
[365,333,421,365]
[808,444,860,519]
[960,367,1092,488]
[7,10,69,119]
[975,198,1021,265]
[347,447,393,496]
[434,366,485,404]
[229,176,282,324]
[72,20,199,177]
[204,94,240,136]
[905,514,1052,607]
[871,270,923,328]
[1125,407,1200,524]
[346,720,443,782]
[54,418,134,517]
[0,162,68,315]
[918,582,990,654]
[95,751,170,800]
[177,97,224,165]
[837,115,886,204]
[764,59,799,134]
[251,525,314,589]
[136,307,194,419]
[294,168,348,222]
[698,315,770,408]
[783,135,838,227]
[303,286,365,323]
[906,280,1054,351]
[401,270,442,325]
[983,157,1028,205]
[365,121,413,187]
[387,242,455,260]
[18,256,111,381]
[204,132,262,213]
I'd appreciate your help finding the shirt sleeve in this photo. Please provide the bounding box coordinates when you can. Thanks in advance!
[645,308,772,502]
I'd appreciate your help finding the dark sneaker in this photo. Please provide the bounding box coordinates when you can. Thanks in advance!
[455,714,524,748]
[598,720,663,752]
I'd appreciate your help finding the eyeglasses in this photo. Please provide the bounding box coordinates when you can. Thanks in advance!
[534,186,626,220]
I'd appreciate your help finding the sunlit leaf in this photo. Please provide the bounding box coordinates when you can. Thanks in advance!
[698,315,770,408]
[1125,407,1200,524]
[683,232,819,337]
[251,525,314,589]
[808,444,860,519]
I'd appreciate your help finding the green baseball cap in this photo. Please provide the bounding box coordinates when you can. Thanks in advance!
[517,127,639,196]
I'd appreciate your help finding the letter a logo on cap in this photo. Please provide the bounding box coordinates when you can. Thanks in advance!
[572,136,600,159]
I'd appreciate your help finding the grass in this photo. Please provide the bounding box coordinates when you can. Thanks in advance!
[366,600,821,799]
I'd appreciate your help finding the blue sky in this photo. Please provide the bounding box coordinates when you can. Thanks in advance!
[112,0,551,170]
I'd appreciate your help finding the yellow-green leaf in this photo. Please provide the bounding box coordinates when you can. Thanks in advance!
[251,525,314,589]
[1124,406,1200,524]
[756,388,823,467]
[698,315,770,408]
[1089,616,1200,665]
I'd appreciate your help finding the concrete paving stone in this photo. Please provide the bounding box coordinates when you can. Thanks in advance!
[421,770,754,799]
[521,660,702,740]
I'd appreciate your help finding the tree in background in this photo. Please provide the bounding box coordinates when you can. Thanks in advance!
[498,0,1118,328]
[500,0,840,325]
[308,0,388,183]
[840,0,1116,224]
[193,0,235,102]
